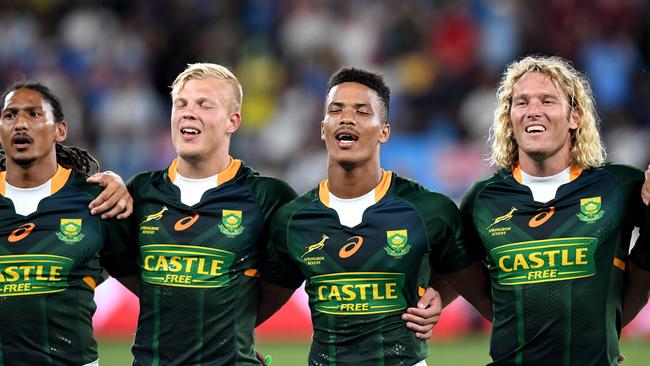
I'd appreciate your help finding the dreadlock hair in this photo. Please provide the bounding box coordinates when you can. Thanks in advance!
[0,81,100,175]
[327,67,391,123]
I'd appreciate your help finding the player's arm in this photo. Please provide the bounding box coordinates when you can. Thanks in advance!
[622,262,650,326]
[402,271,460,339]
[87,171,134,219]
[444,261,493,321]
[256,281,297,326]
[114,274,141,296]
[642,164,650,205]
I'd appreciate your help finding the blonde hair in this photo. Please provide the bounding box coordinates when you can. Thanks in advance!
[170,63,243,113]
[488,55,606,170]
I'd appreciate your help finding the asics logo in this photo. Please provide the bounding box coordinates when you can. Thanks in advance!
[8,223,36,242]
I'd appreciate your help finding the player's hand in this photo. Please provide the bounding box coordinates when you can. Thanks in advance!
[256,351,272,365]
[642,164,650,206]
[402,287,442,340]
[87,171,133,220]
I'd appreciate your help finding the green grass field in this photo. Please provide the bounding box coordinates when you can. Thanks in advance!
[99,336,650,365]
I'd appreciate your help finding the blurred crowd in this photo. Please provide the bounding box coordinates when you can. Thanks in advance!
[1,0,649,200]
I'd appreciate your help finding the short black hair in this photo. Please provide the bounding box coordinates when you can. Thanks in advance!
[327,67,390,122]
[1,81,64,122]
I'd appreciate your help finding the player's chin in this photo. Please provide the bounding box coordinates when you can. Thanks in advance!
[177,148,205,163]
[10,155,37,169]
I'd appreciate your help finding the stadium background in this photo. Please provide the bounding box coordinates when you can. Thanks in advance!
[2,0,650,364]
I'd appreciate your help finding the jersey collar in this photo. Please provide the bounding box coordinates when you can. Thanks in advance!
[0,164,72,196]
[167,157,242,186]
[511,163,582,184]
[318,169,392,207]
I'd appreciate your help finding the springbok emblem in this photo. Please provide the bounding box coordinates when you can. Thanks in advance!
[486,207,517,229]
[141,206,169,225]
[302,234,329,258]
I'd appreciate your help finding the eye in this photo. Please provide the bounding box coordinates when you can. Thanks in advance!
[1,111,15,119]
[357,109,370,116]
[328,108,341,114]
[514,100,527,107]
[542,98,556,105]
[30,111,40,117]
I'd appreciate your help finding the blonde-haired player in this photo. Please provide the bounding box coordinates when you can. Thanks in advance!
[461,55,650,365]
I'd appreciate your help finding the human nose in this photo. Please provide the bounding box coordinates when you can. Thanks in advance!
[14,112,28,130]
[339,108,356,125]
[181,104,198,120]
[525,99,542,119]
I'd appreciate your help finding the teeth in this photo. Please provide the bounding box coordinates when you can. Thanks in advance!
[336,134,356,141]
[181,128,200,134]
[526,125,546,133]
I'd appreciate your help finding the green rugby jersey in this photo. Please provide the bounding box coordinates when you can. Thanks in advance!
[120,158,296,366]
[263,171,474,366]
[0,165,128,365]
[461,164,650,366]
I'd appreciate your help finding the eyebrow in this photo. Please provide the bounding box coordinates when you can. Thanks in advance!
[328,101,372,109]
[2,105,45,113]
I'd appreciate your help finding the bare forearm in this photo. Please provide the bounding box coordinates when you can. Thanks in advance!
[257,281,297,327]
[429,273,458,308]
[623,262,650,326]
[444,261,493,321]
[115,274,140,297]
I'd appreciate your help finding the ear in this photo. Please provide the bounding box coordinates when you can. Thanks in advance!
[55,121,67,142]
[568,107,580,130]
[320,120,326,141]
[226,112,241,134]
[378,122,391,144]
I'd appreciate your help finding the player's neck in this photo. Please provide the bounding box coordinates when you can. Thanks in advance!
[518,150,571,177]
[5,157,58,188]
[327,159,382,199]
[176,154,231,179]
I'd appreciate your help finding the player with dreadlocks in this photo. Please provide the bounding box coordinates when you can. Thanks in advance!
[0,81,135,365]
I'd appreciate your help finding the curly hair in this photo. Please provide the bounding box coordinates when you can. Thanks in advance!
[1,82,100,175]
[488,55,606,170]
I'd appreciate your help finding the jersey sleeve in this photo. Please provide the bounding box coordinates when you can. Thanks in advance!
[616,167,650,270]
[248,177,298,229]
[99,177,141,278]
[424,193,478,274]
[459,182,488,261]
[261,205,306,289]
[100,215,139,278]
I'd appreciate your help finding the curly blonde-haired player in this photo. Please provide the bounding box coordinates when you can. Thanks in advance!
[461,55,650,365]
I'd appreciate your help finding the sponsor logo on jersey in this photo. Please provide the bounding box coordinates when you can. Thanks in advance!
[56,219,85,244]
[174,213,200,231]
[338,236,364,259]
[302,234,328,265]
[0,254,73,296]
[141,244,236,288]
[491,237,597,285]
[577,196,604,223]
[385,230,410,257]
[310,272,406,315]
[140,206,168,234]
[218,210,244,237]
[528,206,555,228]
[7,223,36,243]
[486,207,517,236]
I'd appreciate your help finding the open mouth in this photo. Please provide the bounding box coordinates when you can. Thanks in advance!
[525,125,546,133]
[181,127,201,135]
[335,132,359,142]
